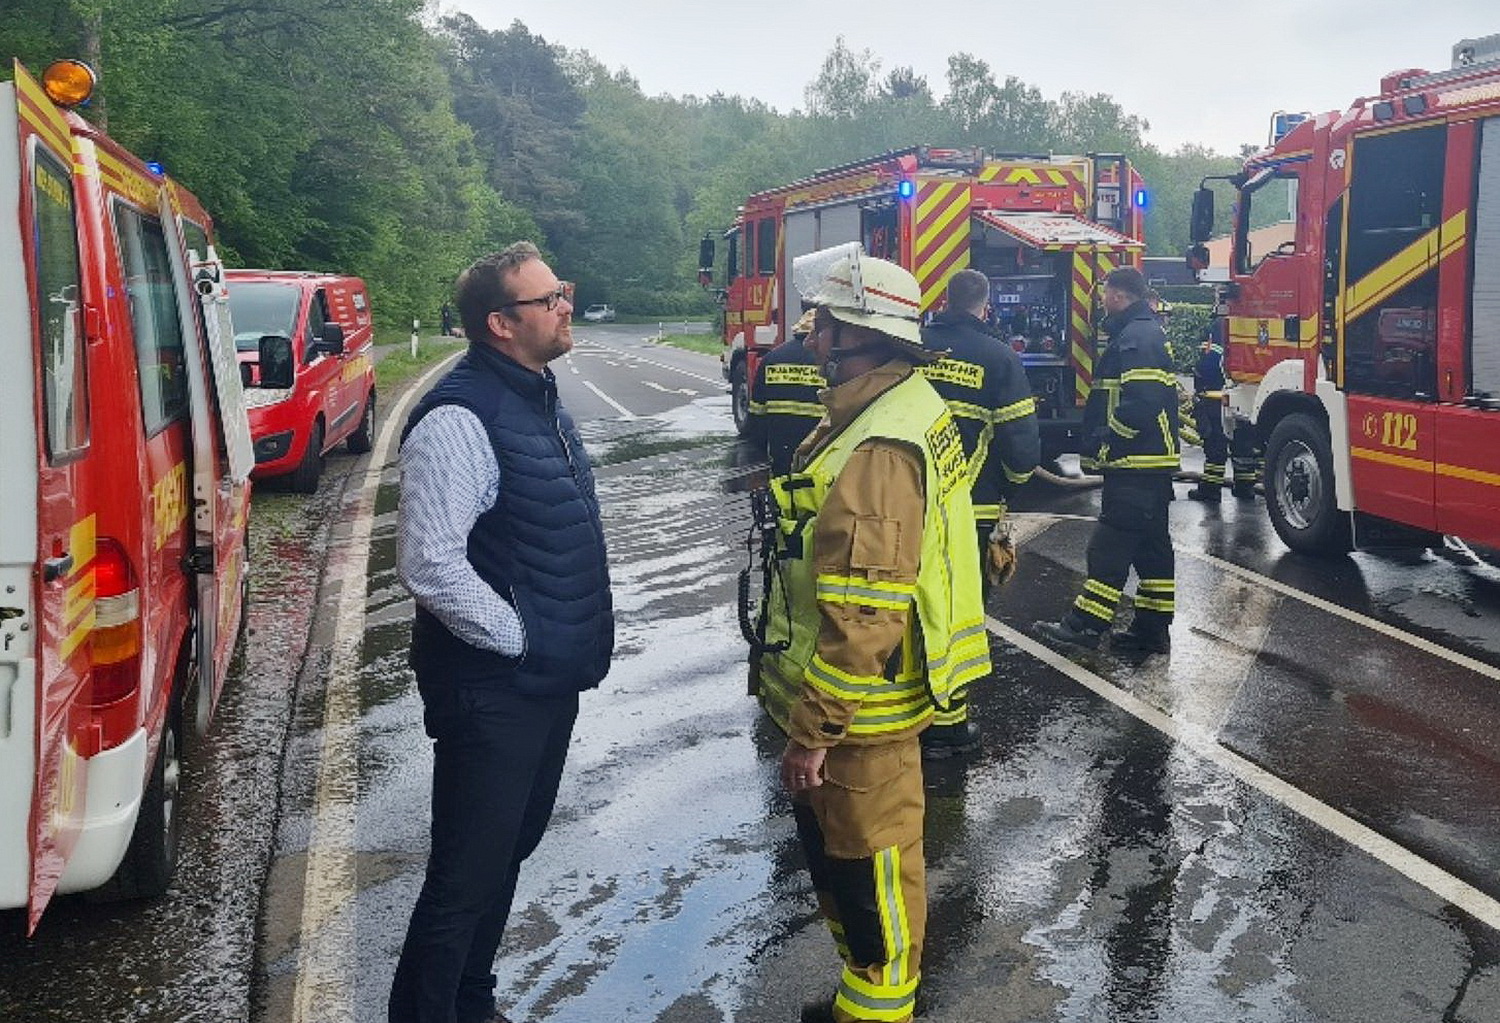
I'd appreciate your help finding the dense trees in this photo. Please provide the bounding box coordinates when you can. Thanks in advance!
[3,11,1249,325]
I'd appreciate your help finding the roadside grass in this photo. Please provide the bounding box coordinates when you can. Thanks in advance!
[651,332,721,356]
[376,338,465,390]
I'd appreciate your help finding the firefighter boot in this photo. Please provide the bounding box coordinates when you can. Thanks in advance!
[1185,483,1221,502]
[1033,619,1103,652]
[1111,625,1171,655]
[920,720,981,760]
[799,1000,837,1023]
[1231,482,1257,501]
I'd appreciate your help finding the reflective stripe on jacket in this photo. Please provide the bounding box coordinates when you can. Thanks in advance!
[756,369,991,743]
[1081,301,1181,475]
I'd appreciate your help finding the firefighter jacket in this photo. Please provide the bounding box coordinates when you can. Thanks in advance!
[745,337,824,478]
[1081,300,1181,475]
[755,362,992,750]
[1193,338,1226,397]
[919,310,1041,524]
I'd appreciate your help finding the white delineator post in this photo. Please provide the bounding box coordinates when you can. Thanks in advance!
[410,319,419,358]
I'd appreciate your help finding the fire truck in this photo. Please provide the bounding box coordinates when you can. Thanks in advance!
[0,60,253,932]
[699,145,1147,458]
[1187,33,1500,554]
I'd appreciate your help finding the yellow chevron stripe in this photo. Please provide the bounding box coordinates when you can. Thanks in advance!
[15,64,73,157]
[917,182,962,222]
[1344,211,1465,323]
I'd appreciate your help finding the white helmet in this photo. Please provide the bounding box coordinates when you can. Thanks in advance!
[810,251,931,354]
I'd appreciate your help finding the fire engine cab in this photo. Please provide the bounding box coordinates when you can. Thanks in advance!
[1188,33,1500,554]
[0,60,253,933]
[699,145,1147,459]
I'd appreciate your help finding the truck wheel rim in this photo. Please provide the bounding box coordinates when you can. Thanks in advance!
[1277,441,1321,530]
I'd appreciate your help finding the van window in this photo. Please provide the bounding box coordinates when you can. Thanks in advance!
[304,290,330,364]
[115,205,191,435]
[33,149,89,460]
[757,219,777,276]
[227,281,300,352]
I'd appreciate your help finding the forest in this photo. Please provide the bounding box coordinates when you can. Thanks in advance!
[3,0,1253,327]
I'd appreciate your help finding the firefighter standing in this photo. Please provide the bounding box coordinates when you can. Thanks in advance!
[1033,266,1180,655]
[754,253,989,1023]
[1186,328,1228,501]
[745,309,825,478]
[917,268,1039,757]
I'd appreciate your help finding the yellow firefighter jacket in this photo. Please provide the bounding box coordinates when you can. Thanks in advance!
[756,362,991,749]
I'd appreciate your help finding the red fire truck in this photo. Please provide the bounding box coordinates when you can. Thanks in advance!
[1188,33,1500,554]
[699,145,1147,458]
[0,60,253,932]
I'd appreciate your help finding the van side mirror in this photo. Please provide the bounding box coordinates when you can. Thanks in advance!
[1189,187,1216,244]
[259,335,295,389]
[698,234,716,287]
[318,321,346,355]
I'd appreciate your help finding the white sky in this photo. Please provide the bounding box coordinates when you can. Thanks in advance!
[446,0,1494,155]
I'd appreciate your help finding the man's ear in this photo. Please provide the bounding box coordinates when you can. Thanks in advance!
[487,310,514,341]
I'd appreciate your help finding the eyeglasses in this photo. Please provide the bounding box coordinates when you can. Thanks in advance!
[500,283,573,312]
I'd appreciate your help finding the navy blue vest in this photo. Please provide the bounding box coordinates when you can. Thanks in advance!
[402,342,614,695]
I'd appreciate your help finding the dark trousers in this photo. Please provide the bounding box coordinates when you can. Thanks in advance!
[1064,473,1176,636]
[389,680,579,1023]
[1194,400,1228,486]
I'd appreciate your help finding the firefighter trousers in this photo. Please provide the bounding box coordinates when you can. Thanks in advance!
[1193,399,1228,487]
[793,738,926,1022]
[1064,473,1176,637]
[1229,428,1263,495]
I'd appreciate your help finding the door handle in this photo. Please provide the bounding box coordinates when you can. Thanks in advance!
[43,552,74,582]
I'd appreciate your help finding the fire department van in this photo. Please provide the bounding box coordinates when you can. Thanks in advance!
[226,270,376,493]
[0,60,253,933]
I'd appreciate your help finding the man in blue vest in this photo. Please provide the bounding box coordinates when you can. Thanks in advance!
[389,242,615,1023]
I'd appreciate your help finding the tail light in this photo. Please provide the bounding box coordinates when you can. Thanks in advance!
[88,539,140,708]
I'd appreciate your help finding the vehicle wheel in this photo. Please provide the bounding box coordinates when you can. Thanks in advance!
[346,389,375,454]
[730,361,750,436]
[95,683,183,900]
[1264,412,1351,555]
[289,421,324,494]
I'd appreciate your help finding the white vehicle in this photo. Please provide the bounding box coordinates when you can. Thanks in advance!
[582,303,616,322]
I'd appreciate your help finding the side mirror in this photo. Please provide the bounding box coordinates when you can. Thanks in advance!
[318,321,346,355]
[698,234,715,287]
[1186,244,1211,273]
[258,335,295,389]
[1189,186,1216,244]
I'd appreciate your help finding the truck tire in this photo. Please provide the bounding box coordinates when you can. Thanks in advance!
[346,389,375,454]
[290,421,324,494]
[730,360,750,436]
[1264,413,1351,555]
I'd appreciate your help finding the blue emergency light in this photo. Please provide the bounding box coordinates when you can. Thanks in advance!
[145,160,165,176]
[898,179,915,199]
[1134,188,1148,209]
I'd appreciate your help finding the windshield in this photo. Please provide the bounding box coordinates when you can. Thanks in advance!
[228,281,300,352]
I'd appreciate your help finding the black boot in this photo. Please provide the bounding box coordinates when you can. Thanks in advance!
[799,1000,837,1023]
[1186,483,1221,502]
[1111,626,1171,654]
[1231,482,1257,500]
[1033,619,1103,651]
[921,719,980,759]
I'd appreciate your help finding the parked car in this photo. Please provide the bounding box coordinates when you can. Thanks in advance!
[226,271,376,493]
[582,304,616,322]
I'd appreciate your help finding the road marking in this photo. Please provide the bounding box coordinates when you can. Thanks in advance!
[988,615,1500,933]
[292,350,462,1023]
[582,380,636,419]
[1011,510,1500,684]
[587,337,727,388]
[642,380,698,396]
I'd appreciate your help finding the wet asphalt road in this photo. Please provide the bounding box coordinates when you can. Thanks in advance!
[5,323,1500,1022]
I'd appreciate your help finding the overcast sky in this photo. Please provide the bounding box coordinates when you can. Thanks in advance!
[447,0,1494,155]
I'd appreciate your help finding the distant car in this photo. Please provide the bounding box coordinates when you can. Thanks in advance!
[582,304,616,323]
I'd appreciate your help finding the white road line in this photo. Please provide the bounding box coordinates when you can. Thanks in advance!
[1014,510,1500,683]
[587,337,727,388]
[292,350,463,1023]
[582,379,635,419]
[642,380,698,396]
[988,615,1500,933]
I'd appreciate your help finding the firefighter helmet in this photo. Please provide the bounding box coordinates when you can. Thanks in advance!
[810,251,932,356]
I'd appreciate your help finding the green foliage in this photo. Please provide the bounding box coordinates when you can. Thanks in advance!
[1163,303,1215,373]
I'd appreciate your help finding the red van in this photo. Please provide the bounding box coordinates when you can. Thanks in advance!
[226,270,376,492]
[0,60,252,932]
